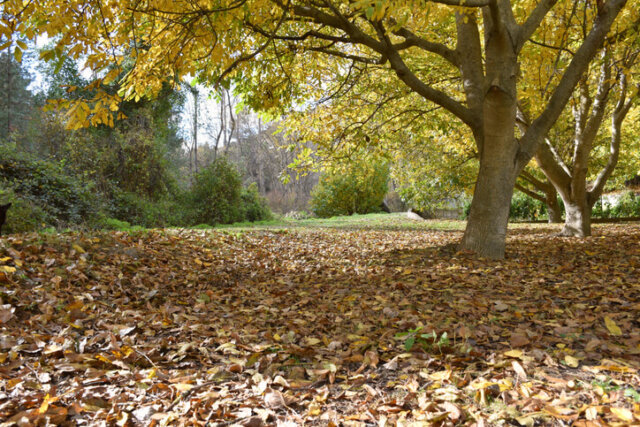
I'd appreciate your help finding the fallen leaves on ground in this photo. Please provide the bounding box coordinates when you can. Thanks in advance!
[0,224,639,426]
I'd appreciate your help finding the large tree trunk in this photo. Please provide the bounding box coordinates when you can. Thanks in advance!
[560,198,592,237]
[462,151,517,258]
[461,86,519,259]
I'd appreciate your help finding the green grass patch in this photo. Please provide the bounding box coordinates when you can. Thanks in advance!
[214,212,467,232]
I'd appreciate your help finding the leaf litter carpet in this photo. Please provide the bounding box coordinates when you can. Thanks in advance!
[0,225,639,425]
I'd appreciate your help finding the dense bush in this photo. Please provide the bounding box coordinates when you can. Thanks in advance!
[107,189,187,228]
[0,143,272,233]
[108,173,271,228]
[186,158,246,225]
[0,144,100,230]
[0,190,49,233]
[240,183,272,222]
[509,192,547,221]
[311,159,389,218]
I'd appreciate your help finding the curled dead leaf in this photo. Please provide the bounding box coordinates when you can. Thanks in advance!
[439,401,463,422]
[263,388,287,409]
[0,304,15,323]
[512,360,527,379]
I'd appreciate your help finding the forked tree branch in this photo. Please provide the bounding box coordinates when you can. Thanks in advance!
[517,0,628,169]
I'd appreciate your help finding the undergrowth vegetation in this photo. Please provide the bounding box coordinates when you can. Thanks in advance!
[0,143,271,233]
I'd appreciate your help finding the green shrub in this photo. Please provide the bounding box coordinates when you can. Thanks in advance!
[0,191,49,233]
[462,199,472,219]
[311,159,389,218]
[241,183,272,222]
[610,191,640,217]
[187,158,243,226]
[105,160,270,229]
[509,192,547,221]
[108,190,188,228]
[0,143,100,228]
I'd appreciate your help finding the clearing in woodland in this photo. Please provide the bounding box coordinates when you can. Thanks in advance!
[0,215,639,425]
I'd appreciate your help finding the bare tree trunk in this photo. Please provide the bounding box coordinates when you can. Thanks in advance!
[213,88,225,163]
[226,89,237,152]
[560,199,592,236]
[462,133,518,258]
[5,43,12,138]
[189,86,199,174]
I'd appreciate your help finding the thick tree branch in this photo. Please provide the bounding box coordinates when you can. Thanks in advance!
[572,54,611,168]
[515,182,546,203]
[521,169,554,192]
[291,4,385,52]
[392,27,459,66]
[455,11,485,124]
[536,140,572,192]
[384,48,476,129]
[428,0,491,7]
[517,0,558,52]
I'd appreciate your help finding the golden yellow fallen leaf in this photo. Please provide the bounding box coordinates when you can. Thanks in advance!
[173,383,193,392]
[504,349,523,359]
[304,337,321,346]
[564,355,580,368]
[604,316,622,336]
[610,407,634,422]
[307,402,321,416]
[429,370,452,381]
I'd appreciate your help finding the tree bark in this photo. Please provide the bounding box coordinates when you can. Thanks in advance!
[546,195,562,223]
[462,150,517,258]
[560,199,592,237]
[461,85,519,258]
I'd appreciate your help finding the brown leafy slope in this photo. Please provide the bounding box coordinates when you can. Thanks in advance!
[0,224,639,426]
